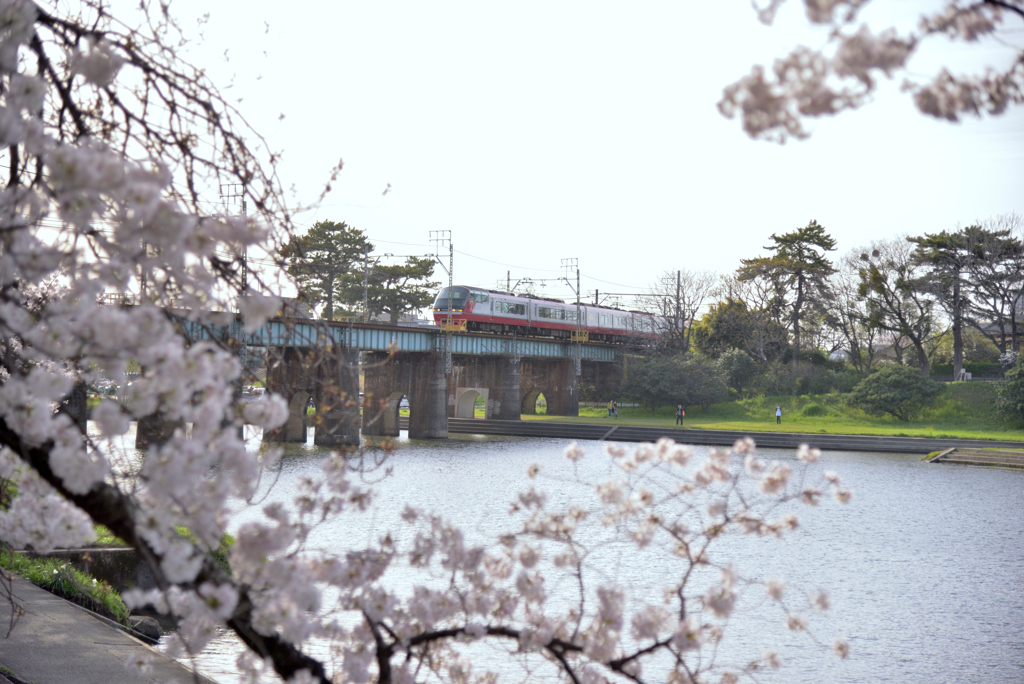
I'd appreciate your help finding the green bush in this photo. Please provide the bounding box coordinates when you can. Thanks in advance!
[621,354,728,411]
[848,364,942,421]
[801,402,827,417]
[996,359,1024,424]
[750,360,797,396]
[92,525,129,547]
[807,368,864,394]
[717,349,758,393]
[577,382,599,402]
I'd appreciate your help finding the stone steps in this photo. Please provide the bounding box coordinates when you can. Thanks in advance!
[930,447,1024,469]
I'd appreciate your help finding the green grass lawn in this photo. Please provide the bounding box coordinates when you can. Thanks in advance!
[522,383,1024,441]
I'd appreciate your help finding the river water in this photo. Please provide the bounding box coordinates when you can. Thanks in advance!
[163,431,1024,683]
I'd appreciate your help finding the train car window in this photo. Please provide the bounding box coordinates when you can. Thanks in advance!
[496,301,524,315]
[469,291,489,303]
[538,307,567,320]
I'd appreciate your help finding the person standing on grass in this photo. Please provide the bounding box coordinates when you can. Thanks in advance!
[676,404,684,426]
[613,401,618,418]
[607,400,614,417]
[776,405,782,424]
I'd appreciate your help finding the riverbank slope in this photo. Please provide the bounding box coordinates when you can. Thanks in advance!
[438,417,1024,455]
[536,383,1024,441]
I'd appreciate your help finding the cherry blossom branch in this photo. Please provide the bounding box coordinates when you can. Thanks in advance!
[0,415,333,683]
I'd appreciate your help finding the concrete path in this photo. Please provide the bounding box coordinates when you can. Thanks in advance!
[417,417,1024,455]
[0,574,215,684]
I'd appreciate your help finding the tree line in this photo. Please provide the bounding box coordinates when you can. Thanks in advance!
[283,220,439,325]
[645,216,1024,377]
[618,216,1024,418]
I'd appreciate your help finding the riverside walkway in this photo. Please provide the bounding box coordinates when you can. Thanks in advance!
[412,418,1024,456]
[0,575,213,684]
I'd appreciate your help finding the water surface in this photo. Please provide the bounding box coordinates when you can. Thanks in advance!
[166,432,1024,683]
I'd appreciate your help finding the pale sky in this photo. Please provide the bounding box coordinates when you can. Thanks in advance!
[165,0,1022,308]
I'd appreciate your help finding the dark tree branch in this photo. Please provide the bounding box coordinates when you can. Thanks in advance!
[984,0,1024,21]
[0,415,332,683]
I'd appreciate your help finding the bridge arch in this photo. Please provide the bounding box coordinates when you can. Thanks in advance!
[376,390,405,435]
[261,388,314,443]
[455,388,488,419]
[290,390,314,442]
[521,389,548,415]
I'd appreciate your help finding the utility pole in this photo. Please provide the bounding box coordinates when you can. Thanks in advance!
[560,258,582,376]
[220,183,247,296]
[363,244,369,323]
[430,231,454,375]
[241,197,248,291]
[220,182,248,392]
[507,270,511,292]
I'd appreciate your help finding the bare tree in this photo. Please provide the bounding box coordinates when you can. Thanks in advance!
[857,237,947,376]
[638,269,716,354]
[822,252,880,374]
[963,214,1024,354]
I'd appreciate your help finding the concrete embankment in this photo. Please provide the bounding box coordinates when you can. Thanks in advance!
[0,574,214,684]
[400,417,1024,458]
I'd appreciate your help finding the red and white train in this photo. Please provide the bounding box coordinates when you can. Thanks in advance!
[431,286,665,343]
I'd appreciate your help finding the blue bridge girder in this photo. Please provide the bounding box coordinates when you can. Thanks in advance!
[175,315,619,362]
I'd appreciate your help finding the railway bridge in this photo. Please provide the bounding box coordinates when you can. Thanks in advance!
[172,314,623,446]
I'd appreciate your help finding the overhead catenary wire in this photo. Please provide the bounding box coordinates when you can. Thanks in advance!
[454,249,563,274]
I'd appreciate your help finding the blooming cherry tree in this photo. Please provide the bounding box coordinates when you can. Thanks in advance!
[0,1,860,682]
[720,0,1024,142]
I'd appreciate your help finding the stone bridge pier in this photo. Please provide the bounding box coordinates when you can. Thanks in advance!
[263,345,360,447]
[520,358,579,417]
[362,351,448,439]
[448,356,520,420]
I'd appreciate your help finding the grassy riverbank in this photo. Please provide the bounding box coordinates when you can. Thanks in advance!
[0,548,130,624]
[524,383,1024,441]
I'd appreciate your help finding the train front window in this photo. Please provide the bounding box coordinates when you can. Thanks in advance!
[433,287,469,310]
